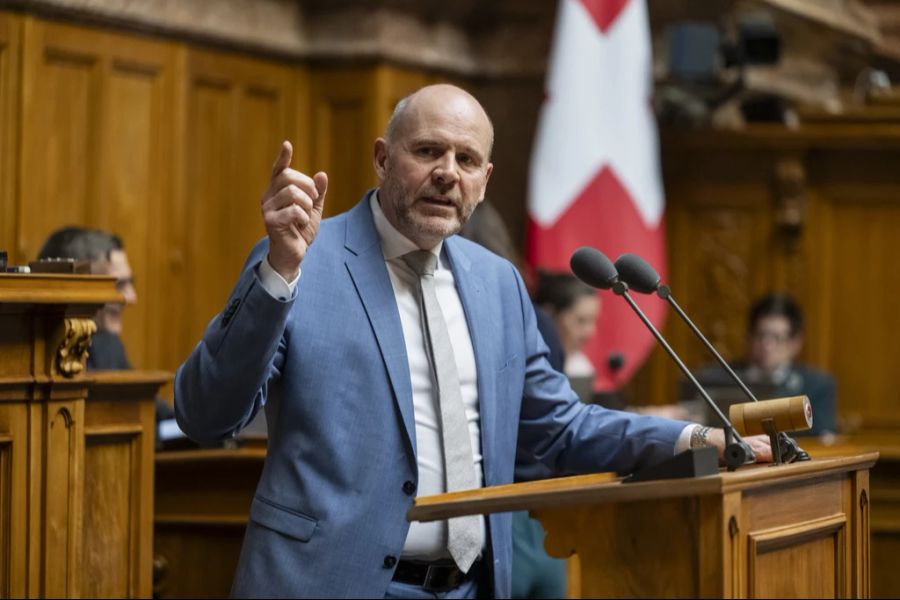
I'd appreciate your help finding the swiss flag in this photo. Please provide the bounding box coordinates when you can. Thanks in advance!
[527,0,666,391]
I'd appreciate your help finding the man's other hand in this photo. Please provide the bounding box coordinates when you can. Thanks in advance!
[707,428,773,464]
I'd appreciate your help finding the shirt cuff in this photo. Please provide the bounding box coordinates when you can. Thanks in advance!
[675,424,700,454]
[258,256,300,301]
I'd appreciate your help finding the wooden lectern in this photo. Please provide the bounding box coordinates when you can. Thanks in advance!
[0,273,169,598]
[409,454,877,598]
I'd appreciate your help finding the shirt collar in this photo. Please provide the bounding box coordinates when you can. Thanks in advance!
[370,190,444,265]
[745,363,792,385]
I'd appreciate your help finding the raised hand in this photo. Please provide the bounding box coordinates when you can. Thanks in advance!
[261,141,328,281]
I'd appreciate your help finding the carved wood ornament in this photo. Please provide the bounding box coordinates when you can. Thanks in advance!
[57,318,96,376]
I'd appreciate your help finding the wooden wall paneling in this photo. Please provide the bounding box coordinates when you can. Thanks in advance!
[0,13,20,259]
[308,67,379,218]
[632,145,777,405]
[19,17,100,261]
[91,32,177,373]
[372,64,431,135]
[795,171,836,372]
[291,66,312,177]
[807,149,900,431]
[154,44,188,392]
[19,17,178,372]
[471,76,545,256]
[181,48,296,357]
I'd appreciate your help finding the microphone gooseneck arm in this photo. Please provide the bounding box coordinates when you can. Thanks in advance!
[658,285,758,402]
[613,282,755,470]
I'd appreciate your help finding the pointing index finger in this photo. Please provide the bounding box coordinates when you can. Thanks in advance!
[271,141,293,179]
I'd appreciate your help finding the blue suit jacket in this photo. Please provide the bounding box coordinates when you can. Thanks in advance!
[175,192,689,598]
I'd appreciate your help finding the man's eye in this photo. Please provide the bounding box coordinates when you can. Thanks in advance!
[458,154,474,165]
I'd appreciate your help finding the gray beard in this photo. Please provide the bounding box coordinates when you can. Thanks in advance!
[381,175,470,244]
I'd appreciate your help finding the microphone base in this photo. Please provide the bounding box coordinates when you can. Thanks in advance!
[724,441,754,471]
[624,447,718,483]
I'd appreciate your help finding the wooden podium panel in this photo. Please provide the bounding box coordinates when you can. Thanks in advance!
[410,454,877,598]
[0,273,169,598]
[84,371,169,599]
[794,435,900,599]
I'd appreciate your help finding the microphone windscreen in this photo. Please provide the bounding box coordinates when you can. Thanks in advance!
[570,247,618,290]
[614,253,661,294]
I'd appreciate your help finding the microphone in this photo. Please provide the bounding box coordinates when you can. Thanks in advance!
[570,247,755,471]
[570,247,618,290]
[613,252,810,464]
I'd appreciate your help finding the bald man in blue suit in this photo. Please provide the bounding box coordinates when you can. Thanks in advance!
[175,84,769,598]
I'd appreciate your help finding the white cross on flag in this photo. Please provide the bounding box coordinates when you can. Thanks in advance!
[528,0,666,390]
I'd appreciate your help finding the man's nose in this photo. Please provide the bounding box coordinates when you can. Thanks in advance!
[121,282,138,305]
[432,153,460,186]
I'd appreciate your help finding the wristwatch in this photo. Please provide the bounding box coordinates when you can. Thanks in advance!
[690,425,712,449]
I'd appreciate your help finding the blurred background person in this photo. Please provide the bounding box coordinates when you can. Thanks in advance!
[38,226,175,425]
[690,292,837,438]
[534,271,601,384]
[743,293,837,438]
[39,226,137,369]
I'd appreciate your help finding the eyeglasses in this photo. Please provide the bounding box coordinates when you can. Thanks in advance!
[115,276,135,292]
[752,330,792,344]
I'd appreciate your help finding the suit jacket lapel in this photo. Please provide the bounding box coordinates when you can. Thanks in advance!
[343,193,417,458]
[444,237,498,485]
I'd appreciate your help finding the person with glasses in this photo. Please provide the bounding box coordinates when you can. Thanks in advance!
[38,227,175,425]
[743,293,837,437]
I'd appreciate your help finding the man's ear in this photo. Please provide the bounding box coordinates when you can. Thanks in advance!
[475,163,494,207]
[374,138,389,180]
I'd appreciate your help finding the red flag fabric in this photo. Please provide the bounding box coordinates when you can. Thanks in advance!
[527,0,666,391]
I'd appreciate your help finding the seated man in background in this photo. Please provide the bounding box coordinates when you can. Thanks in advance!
[691,293,837,437]
[742,293,837,437]
[38,226,175,423]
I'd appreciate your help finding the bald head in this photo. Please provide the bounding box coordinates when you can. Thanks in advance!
[385,84,494,158]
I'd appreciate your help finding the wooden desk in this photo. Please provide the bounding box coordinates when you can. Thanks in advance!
[153,441,265,599]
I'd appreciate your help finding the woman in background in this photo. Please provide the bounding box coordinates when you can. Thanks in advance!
[534,272,601,382]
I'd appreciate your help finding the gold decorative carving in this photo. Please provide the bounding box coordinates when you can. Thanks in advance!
[774,155,806,235]
[772,154,808,292]
[696,211,752,360]
[57,318,97,377]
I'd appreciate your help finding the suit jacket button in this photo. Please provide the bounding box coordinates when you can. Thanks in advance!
[383,555,397,569]
[402,481,416,496]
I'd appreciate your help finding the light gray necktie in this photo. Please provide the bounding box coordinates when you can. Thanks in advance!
[402,250,482,573]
